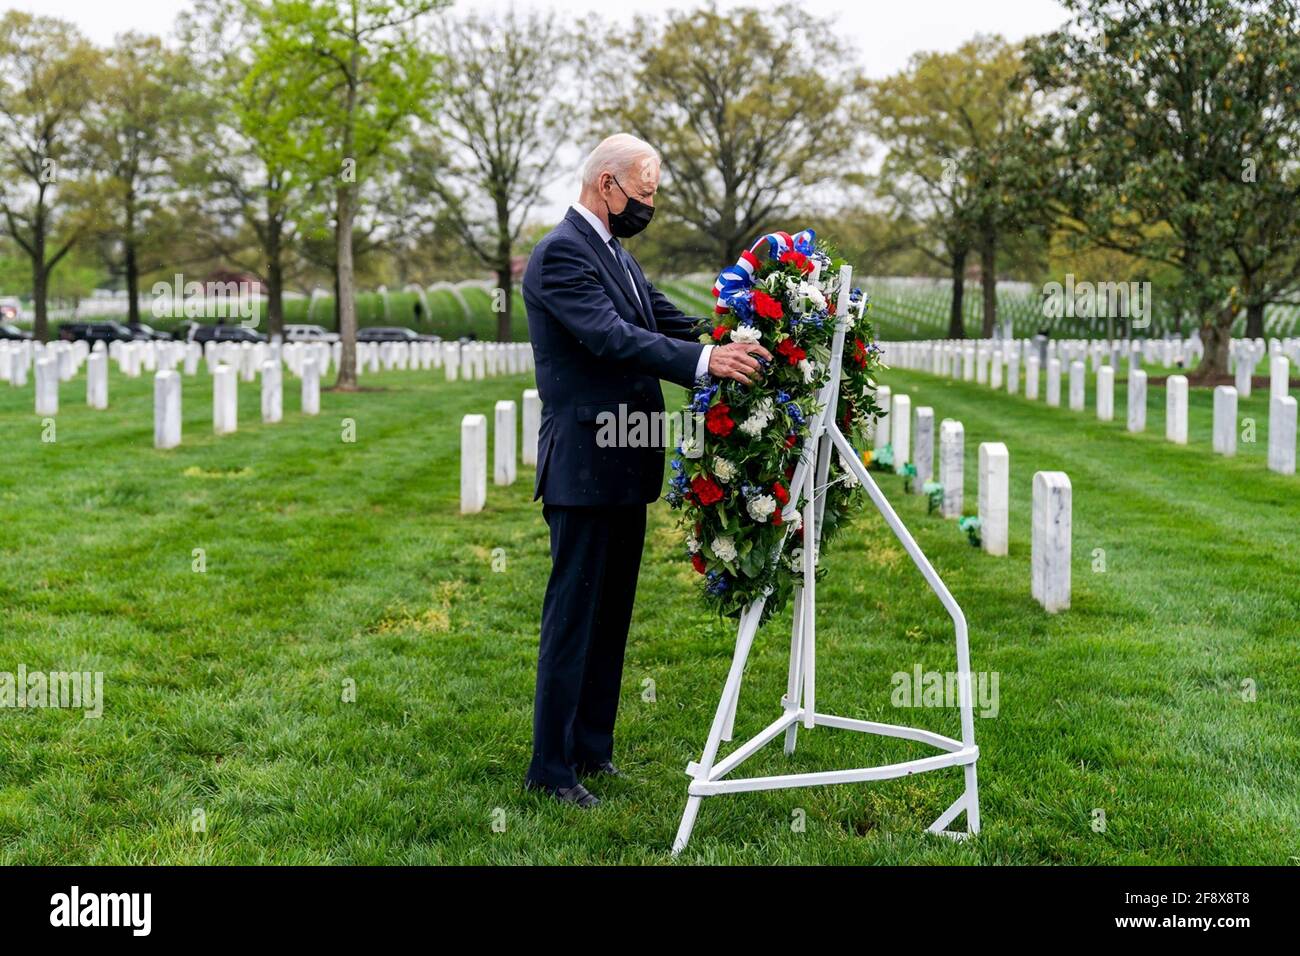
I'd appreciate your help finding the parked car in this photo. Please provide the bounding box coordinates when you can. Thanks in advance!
[126,321,173,341]
[284,323,339,344]
[58,321,137,345]
[357,326,439,344]
[186,323,268,345]
[0,321,32,340]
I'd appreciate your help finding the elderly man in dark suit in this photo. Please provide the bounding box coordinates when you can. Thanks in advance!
[522,133,770,807]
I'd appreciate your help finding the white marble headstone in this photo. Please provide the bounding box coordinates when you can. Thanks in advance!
[978,442,1009,557]
[939,419,964,519]
[913,406,934,494]
[461,414,488,513]
[1268,396,1296,475]
[1031,471,1071,613]
[522,389,541,467]
[494,400,517,486]
[154,370,181,449]
[891,393,912,473]
[1212,385,1237,456]
[1127,369,1147,433]
[1096,365,1114,421]
[1165,374,1188,444]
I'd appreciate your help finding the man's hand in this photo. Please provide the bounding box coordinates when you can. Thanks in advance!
[709,342,773,386]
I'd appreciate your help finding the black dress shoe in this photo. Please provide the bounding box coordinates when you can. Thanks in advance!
[577,760,624,778]
[524,779,600,808]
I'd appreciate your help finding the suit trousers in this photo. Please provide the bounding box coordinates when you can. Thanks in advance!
[527,502,647,789]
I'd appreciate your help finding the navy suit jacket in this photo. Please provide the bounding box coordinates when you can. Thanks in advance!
[523,208,706,507]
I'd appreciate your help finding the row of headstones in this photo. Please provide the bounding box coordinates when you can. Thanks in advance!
[156,358,323,449]
[460,389,542,513]
[885,339,1298,476]
[5,336,535,421]
[870,385,1072,613]
[888,334,1300,381]
[443,341,534,381]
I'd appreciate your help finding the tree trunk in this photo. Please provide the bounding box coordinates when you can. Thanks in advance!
[32,262,49,343]
[266,218,284,340]
[1245,301,1265,339]
[979,237,997,338]
[125,198,140,326]
[125,239,140,326]
[335,181,358,389]
[948,248,967,339]
[1193,319,1231,380]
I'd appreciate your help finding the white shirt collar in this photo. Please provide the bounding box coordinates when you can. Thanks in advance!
[570,201,614,248]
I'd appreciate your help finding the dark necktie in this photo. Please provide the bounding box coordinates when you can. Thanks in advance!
[608,238,643,314]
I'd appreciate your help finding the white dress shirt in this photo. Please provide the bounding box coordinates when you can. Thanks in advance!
[570,202,712,382]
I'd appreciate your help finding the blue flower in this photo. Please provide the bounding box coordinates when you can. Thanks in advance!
[691,383,719,413]
[729,292,755,326]
[706,571,730,595]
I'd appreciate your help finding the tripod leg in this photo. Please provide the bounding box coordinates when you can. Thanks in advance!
[783,586,805,755]
[672,598,765,856]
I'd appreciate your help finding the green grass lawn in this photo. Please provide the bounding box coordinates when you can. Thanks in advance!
[1,359,1297,864]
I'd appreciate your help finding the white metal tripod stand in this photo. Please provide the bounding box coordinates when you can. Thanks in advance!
[671,265,980,855]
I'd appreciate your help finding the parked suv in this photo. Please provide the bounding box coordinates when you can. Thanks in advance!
[126,321,173,341]
[357,326,439,343]
[186,323,268,345]
[284,323,339,343]
[0,321,31,341]
[58,321,137,344]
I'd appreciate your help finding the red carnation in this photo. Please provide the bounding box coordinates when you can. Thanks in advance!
[780,250,814,275]
[752,289,783,320]
[705,403,735,437]
[784,433,798,449]
[691,552,708,574]
[773,481,789,505]
[691,475,724,506]
[853,338,868,369]
[776,338,806,365]
[772,511,783,527]
[712,324,728,342]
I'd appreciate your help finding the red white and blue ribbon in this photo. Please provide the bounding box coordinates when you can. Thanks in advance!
[711,229,816,315]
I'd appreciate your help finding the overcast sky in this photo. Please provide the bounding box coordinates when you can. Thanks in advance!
[16,0,1071,218]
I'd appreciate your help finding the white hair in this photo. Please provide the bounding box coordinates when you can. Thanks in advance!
[580,133,661,189]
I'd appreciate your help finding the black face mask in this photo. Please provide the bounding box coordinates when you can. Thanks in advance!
[605,176,655,238]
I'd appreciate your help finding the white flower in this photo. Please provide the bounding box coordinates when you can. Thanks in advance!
[686,533,700,553]
[711,535,737,563]
[838,452,859,487]
[738,398,775,437]
[680,434,700,458]
[713,457,737,483]
[800,284,826,312]
[746,493,777,523]
[799,359,815,384]
[731,325,762,345]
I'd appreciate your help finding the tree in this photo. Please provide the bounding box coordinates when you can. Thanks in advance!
[86,33,192,328]
[0,12,98,342]
[1026,0,1300,378]
[248,0,443,388]
[869,37,1049,339]
[177,0,325,340]
[598,5,866,271]
[419,9,580,342]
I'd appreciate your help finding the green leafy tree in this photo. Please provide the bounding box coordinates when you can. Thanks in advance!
[1026,0,1300,376]
[247,0,443,388]
[870,36,1048,339]
[86,33,193,327]
[0,12,99,341]
[597,5,866,271]
[417,9,580,342]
